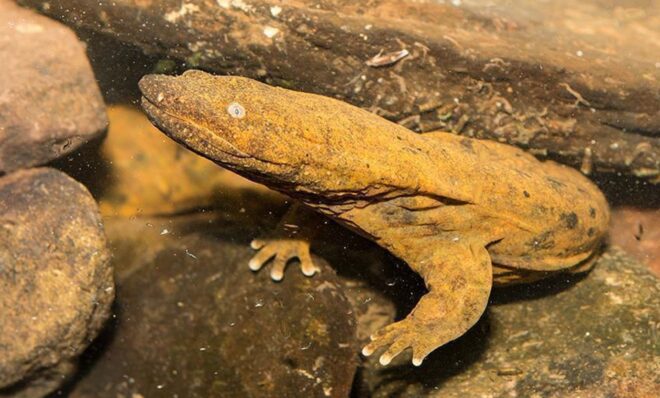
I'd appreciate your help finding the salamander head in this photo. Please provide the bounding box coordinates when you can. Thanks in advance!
[139,70,420,202]
[139,70,301,180]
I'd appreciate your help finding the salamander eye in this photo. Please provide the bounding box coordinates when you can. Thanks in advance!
[227,102,246,119]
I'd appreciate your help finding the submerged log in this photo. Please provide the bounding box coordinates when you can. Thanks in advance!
[19,0,660,182]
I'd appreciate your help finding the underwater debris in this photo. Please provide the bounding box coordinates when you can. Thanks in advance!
[366,49,410,67]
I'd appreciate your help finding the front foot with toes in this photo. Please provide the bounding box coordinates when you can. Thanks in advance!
[249,239,319,281]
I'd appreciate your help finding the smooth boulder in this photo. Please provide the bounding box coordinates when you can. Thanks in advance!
[0,168,113,396]
[0,0,107,173]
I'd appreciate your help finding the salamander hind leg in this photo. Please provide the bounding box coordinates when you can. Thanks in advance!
[362,242,492,366]
[249,238,319,281]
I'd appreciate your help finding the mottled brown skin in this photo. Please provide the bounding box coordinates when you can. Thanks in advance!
[139,70,610,367]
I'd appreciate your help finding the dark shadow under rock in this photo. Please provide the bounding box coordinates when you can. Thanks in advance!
[61,209,358,398]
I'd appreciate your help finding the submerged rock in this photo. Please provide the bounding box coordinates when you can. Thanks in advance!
[0,168,113,396]
[25,181,658,397]
[64,208,357,398]
[0,0,107,173]
[356,248,659,397]
[610,207,659,277]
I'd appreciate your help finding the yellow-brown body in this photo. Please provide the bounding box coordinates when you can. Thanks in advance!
[140,70,610,366]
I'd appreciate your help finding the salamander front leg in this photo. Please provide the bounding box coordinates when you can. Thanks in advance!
[249,238,317,281]
[249,203,321,282]
[362,242,493,366]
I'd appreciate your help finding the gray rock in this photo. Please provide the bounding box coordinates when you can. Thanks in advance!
[0,0,107,173]
[64,208,358,398]
[0,168,113,396]
[356,248,660,397]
